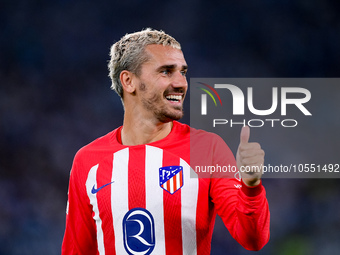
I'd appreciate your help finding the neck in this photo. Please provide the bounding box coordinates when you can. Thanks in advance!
[121,116,173,146]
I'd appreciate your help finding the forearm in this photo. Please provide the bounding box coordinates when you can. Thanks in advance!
[213,179,270,251]
[231,181,270,250]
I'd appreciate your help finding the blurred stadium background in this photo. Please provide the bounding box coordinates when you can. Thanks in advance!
[1,0,339,254]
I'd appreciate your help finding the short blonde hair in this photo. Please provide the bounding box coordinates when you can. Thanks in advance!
[108,28,181,98]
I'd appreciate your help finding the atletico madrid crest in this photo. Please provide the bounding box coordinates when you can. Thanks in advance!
[159,166,184,194]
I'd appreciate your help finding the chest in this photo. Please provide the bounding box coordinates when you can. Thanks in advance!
[85,146,207,223]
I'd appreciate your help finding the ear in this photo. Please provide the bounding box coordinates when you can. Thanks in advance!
[120,70,136,94]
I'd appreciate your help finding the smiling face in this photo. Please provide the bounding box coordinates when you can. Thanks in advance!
[134,44,188,122]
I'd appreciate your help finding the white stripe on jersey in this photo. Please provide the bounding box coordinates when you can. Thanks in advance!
[145,145,166,254]
[163,181,167,191]
[86,164,105,255]
[111,148,129,254]
[181,158,198,254]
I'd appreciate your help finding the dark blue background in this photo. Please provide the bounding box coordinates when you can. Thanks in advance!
[1,0,340,254]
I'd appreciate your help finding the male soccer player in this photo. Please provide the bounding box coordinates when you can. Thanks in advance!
[62,28,270,255]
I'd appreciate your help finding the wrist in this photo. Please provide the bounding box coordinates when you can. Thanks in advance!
[242,178,261,187]
[241,179,262,197]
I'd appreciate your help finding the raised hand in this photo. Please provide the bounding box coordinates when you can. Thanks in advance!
[236,126,265,187]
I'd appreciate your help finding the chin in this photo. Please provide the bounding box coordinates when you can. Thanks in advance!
[158,112,183,123]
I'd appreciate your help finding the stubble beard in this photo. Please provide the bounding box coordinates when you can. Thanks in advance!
[139,83,184,123]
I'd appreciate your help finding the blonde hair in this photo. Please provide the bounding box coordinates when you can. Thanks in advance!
[108,28,181,98]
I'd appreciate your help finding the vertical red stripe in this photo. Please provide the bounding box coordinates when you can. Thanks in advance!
[179,171,183,188]
[128,146,146,209]
[166,179,171,192]
[96,154,116,255]
[163,152,183,255]
[173,173,178,192]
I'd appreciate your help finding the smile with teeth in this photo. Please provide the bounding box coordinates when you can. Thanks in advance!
[166,95,182,102]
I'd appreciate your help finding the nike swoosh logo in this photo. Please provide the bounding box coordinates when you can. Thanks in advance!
[91,181,115,194]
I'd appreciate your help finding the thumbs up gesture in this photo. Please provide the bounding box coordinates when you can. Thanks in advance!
[236,126,265,187]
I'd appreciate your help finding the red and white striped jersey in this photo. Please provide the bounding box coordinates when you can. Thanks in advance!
[62,121,270,255]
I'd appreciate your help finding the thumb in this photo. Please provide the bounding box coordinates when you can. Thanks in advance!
[240,125,250,145]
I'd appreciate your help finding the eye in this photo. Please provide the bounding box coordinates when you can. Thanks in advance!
[161,69,169,75]
[161,69,171,75]
[180,70,187,76]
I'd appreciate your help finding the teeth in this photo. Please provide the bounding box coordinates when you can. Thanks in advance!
[166,95,182,101]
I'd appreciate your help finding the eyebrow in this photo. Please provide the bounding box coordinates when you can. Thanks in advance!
[156,64,188,72]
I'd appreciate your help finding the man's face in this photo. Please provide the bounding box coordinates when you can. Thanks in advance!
[135,44,188,122]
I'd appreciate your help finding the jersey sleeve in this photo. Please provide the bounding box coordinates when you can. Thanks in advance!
[62,151,98,255]
[209,135,270,251]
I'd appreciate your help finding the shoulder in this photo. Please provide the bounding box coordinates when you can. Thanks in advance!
[188,124,236,174]
[172,121,190,134]
[172,121,221,141]
[170,121,228,153]
[74,127,121,162]
[188,124,226,148]
[69,127,123,180]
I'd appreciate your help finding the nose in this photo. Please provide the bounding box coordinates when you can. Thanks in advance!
[171,71,188,89]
